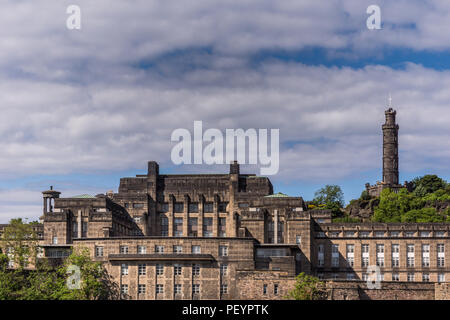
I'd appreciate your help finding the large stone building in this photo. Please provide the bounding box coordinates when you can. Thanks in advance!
[2,108,450,300]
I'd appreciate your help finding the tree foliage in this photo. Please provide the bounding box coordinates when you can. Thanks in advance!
[286,272,326,300]
[0,219,119,300]
[411,175,447,196]
[313,185,345,208]
[372,188,450,223]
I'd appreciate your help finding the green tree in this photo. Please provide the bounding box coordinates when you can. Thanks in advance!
[286,272,326,300]
[411,175,447,196]
[0,218,119,300]
[313,185,345,207]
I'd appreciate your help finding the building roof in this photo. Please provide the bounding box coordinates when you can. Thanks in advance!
[264,192,290,198]
[69,194,96,199]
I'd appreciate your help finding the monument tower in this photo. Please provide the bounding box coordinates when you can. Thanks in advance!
[382,97,399,185]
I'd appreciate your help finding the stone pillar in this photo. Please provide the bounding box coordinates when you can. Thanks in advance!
[183,194,189,237]
[213,194,219,237]
[228,161,239,237]
[168,195,175,237]
[43,197,47,215]
[274,209,278,244]
[77,209,82,238]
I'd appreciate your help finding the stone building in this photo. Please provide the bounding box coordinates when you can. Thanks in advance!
[2,108,450,300]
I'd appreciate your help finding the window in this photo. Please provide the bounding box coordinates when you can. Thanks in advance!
[192,284,200,295]
[52,236,58,244]
[174,264,182,275]
[375,231,385,237]
[137,245,146,254]
[188,218,198,237]
[189,203,199,213]
[405,231,415,237]
[344,231,356,237]
[203,218,213,237]
[192,264,200,276]
[219,246,228,257]
[392,244,400,267]
[274,284,279,295]
[95,246,104,257]
[263,284,267,295]
[438,244,445,267]
[347,273,355,280]
[155,245,164,253]
[120,246,129,254]
[174,218,183,237]
[360,232,370,238]
[422,273,430,282]
[204,202,214,212]
[220,284,228,294]
[173,245,183,254]
[121,284,128,295]
[219,217,227,237]
[376,244,384,267]
[138,264,146,276]
[390,231,399,237]
[156,284,164,294]
[407,272,415,282]
[346,244,355,267]
[332,244,339,267]
[392,273,399,281]
[161,203,169,212]
[318,244,324,267]
[121,264,128,275]
[332,273,338,280]
[438,273,445,283]
[332,257,340,268]
[174,284,182,294]
[422,244,430,267]
[138,284,146,294]
[133,203,144,209]
[161,216,168,236]
[420,231,430,237]
[174,202,184,213]
[237,203,248,209]
[192,245,201,254]
[219,202,228,212]
[436,231,445,237]
[220,264,228,276]
[407,244,415,267]
[296,235,301,245]
[362,273,369,281]
[156,264,164,275]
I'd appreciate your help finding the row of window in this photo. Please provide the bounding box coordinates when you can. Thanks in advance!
[317,243,445,268]
[160,217,227,237]
[319,230,447,238]
[159,202,228,213]
[120,283,228,295]
[262,283,279,295]
[96,245,229,257]
[120,263,228,276]
[318,273,446,283]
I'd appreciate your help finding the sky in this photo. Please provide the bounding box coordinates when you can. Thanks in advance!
[1,0,450,222]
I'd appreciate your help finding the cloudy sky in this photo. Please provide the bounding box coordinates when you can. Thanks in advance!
[1,0,450,222]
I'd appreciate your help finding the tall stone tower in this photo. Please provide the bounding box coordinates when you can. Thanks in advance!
[382,107,399,185]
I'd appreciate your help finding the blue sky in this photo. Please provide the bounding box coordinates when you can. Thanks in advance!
[1,0,450,222]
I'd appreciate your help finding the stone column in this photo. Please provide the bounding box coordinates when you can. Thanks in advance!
[77,209,82,238]
[198,195,204,237]
[168,195,175,237]
[183,194,189,237]
[274,209,278,244]
[213,194,219,237]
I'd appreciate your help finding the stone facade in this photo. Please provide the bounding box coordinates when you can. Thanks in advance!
[29,159,449,300]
